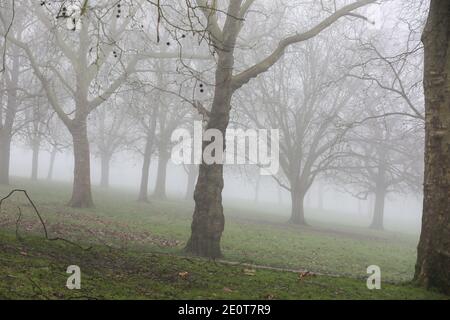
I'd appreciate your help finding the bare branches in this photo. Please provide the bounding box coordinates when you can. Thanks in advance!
[193,100,210,121]
[232,0,376,90]
[89,55,140,110]
[0,0,15,73]
[196,0,224,44]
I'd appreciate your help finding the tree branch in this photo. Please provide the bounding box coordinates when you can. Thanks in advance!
[231,0,376,90]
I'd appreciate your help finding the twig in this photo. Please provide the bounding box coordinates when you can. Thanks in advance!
[0,189,49,238]
[15,206,22,240]
[0,189,91,251]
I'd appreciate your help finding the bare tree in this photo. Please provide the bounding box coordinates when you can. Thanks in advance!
[1,0,205,206]
[21,87,48,181]
[0,46,20,184]
[240,37,356,225]
[91,100,132,188]
[43,114,70,181]
[348,33,425,120]
[1,1,141,205]
[0,8,25,184]
[334,107,423,230]
[163,0,378,257]
[130,91,159,202]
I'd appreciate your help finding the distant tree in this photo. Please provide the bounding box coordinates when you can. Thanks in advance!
[335,106,423,230]
[91,100,132,188]
[240,38,357,225]
[129,89,159,203]
[348,29,425,121]
[43,114,71,181]
[0,9,26,184]
[21,87,48,181]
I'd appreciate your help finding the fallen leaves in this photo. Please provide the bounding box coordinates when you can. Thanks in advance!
[298,271,316,281]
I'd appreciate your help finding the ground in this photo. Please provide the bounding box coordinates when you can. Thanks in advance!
[0,178,447,299]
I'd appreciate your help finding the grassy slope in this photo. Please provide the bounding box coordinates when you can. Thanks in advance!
[0,178,447,299]
[0,232,445,300]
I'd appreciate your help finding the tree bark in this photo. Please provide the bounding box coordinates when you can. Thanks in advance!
[184,1,245,259]
[414,0,450,295]
[0,134,11,185]
[289,186,307,225]
[185,49,236,258]
[47,146,57,181]
[99,153,111,188]
[31,138,40,181]
[153,147,169,199]
[68,119,94,208]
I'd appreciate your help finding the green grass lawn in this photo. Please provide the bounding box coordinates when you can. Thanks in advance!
[0,178,447,299]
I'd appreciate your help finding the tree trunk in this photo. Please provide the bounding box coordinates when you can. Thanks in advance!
[47,146,57,181]
[370,160,387,230]
[185,2,244,258]
[99,153,111,188]
[0,51,20,185]
[138,135,153,202]
[0,134,11,185]
[289,187,307,225]
[370,186,386,230]
[414,0,450,295]
[68,120,94,208]
[31,139,40,181]
[185,165,198,201]
[153,148,169,199]
[185,53,235,258]
[185,162,226,258]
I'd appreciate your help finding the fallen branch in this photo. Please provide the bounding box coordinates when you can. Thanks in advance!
[0,189,91,251]
[15,206,22,240]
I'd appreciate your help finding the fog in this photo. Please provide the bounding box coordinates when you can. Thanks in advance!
[2,0,446,301]
[10,144,423,234]
[0,0,427,242]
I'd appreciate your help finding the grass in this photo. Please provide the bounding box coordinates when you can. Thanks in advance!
[0,177,447,299]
